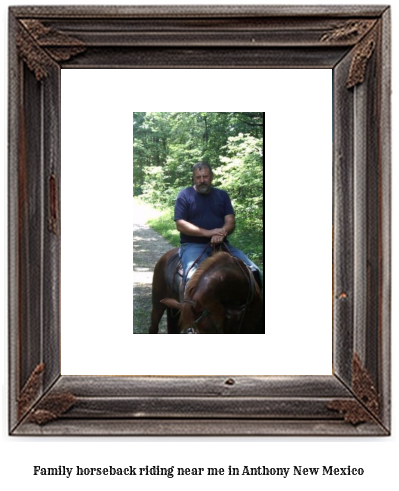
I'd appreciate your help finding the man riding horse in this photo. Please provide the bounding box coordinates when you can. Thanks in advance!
[175,161,262,290]
[149,162,263,334]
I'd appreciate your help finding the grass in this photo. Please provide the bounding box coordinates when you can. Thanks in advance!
[146,207,181,247]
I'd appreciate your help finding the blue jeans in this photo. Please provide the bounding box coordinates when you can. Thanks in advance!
[179,242,262,286]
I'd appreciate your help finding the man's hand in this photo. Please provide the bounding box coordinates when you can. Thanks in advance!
[210,227,227,237]
[210,228,227,244]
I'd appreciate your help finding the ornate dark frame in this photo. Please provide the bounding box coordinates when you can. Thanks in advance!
[8,5,391,436]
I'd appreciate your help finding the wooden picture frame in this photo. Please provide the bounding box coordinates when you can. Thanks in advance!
[8,5,391,436]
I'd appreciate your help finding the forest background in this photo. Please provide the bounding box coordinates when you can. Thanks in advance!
[133,112,264,269]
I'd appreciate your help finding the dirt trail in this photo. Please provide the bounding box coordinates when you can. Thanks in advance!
[133,200,175,334]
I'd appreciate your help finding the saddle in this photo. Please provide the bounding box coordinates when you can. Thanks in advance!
[165,251,184,302]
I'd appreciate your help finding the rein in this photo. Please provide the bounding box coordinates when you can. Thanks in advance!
[184,240,230,284]
[181,299,220,334]
[232,256,256,333]
[184,242,213,286]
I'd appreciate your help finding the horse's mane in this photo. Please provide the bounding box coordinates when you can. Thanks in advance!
[180,252,231,329]
[185,252,231,298]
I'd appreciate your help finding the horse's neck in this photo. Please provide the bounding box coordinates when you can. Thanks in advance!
[195,264,247,304]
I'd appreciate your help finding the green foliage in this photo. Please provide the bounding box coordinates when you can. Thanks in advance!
[214,133,263,235]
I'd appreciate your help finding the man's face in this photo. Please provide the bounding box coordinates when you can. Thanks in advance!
[193,167,213,194]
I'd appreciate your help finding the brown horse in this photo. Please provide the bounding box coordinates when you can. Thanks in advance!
[149,247,182,334]
[150,250,263,334]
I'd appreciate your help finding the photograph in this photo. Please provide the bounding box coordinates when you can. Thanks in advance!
[133,112,264,334]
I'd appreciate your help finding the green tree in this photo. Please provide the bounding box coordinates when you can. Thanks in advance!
[214,133,263,233]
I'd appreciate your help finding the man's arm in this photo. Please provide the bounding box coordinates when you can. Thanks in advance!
[222,214,235,236]
[175,214,235,240]
[175,219,225,239]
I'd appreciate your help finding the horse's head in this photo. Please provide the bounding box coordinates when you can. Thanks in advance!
[160,297,225,333]
[160,252,262,334]
[182,298,226,334]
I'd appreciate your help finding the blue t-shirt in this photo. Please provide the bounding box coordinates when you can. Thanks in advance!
[174,186,234,244]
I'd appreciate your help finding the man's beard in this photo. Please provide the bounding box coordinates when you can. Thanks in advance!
[197,183,211,194]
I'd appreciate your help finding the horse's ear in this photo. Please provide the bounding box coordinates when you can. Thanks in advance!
[160,298,182,310]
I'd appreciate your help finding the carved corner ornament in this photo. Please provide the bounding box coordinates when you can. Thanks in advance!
[16,19,85,81]
[17,363,76,425]
[18,363,45,419]
[346,28,378,88]
[27,392,77,425]
[328,354,380,425]
[320,20,378,89]
[320,19,376,44]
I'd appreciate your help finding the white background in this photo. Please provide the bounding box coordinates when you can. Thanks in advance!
[61,68,332,376]
[1,1,397,490]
